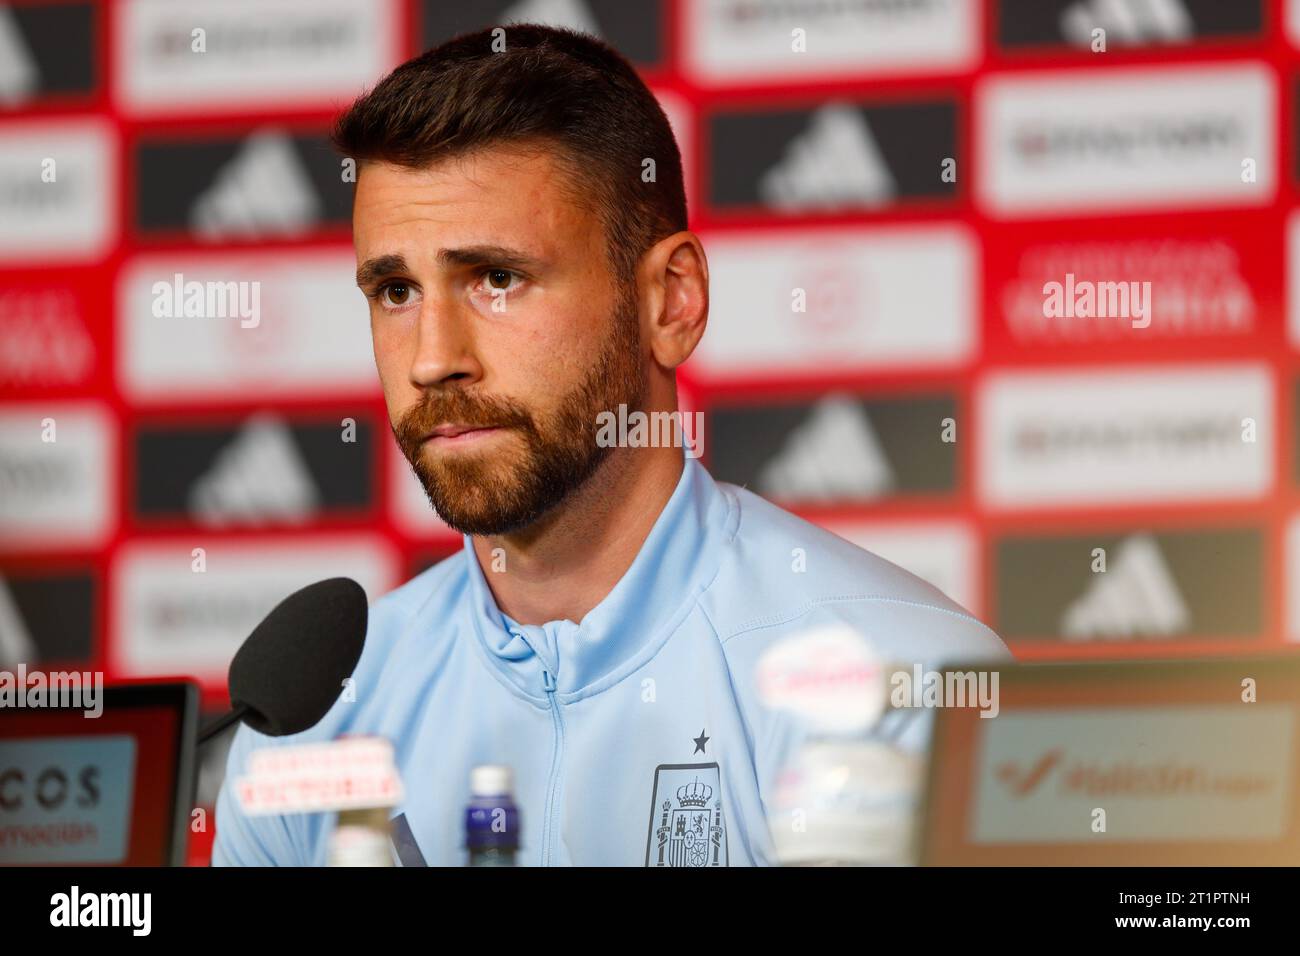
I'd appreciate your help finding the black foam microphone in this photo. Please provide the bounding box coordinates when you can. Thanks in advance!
[198,577,369,744]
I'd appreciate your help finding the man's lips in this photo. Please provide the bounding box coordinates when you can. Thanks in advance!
[421,423,504,446]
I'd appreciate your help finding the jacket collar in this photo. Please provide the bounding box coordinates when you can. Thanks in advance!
[462,455,734,701]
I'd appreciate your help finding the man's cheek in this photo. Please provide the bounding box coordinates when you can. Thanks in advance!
[370,336,411,400]
[373,368,401,420]
[378,375,419,435]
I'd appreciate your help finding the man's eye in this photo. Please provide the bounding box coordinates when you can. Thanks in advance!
[382,282,410,306]
[485,269,517,291]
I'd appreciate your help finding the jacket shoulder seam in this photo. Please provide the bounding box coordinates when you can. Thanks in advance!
[720,594,999,646]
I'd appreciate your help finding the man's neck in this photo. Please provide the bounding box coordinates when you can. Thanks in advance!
[470,444,685,626]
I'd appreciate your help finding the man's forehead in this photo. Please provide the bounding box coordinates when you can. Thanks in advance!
[355,146,578,211]
[351,147,598,257]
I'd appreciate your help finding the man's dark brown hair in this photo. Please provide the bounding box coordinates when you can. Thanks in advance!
[332,23,688,288]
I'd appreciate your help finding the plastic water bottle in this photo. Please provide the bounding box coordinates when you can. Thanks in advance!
[329,807,395,867]
[754,625,922,865]
[465,765,520,866]
[770,738,922,866]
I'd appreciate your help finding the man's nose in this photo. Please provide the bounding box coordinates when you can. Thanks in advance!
[408,293,483,389]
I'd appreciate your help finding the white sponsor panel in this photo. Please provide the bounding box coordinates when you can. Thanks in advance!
[118,249,378,401]
[684,0,976,84]
[111,536,398,681]
[0,119,114,261]
[237,737,403,815]
[977,63,1274,217]
[0,403,115,551]
[825,520,978,616]
[1005,237,1256,344]
[1289,0,1300,49]
[388,441,460,540]
[977,364,1273,509]
[692,225,976,379]
[0,286,96,389]
[971,706,1293,842]
[0,737,136,864]
[115,0,400,115]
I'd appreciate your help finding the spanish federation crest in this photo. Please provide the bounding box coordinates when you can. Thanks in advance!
[645,763,728,867]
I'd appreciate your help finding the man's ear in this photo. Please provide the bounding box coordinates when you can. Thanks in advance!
[637,231,708,370]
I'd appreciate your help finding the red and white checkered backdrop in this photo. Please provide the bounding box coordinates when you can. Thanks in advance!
[3,0,1299,858]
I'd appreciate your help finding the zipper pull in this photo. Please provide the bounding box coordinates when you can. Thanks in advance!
[542,669,557,694]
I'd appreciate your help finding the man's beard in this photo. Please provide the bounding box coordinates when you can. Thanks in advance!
[391,293,646,537]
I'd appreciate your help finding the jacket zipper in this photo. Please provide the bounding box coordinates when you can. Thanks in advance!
[539,667,564,866]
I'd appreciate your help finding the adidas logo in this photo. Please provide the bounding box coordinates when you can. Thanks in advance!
[501,0,601,35]
[0,576,37,666]
[1061,534,1191,640]
[0,289,94,387]
[188,414,320,527]
[0,6,38,106]
[757,396,894,502]
[189,130,322,241]
[1060,0,1193,46]
[758,103,897,212]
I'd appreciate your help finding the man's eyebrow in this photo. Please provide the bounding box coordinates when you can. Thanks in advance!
[355,246,546,289]
[436,245,544,271]
[355,253,409,289]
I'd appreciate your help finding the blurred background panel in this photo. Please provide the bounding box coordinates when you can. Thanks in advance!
[0,0,1297,861]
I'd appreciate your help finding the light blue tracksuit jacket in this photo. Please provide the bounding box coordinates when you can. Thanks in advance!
[213,456,1010,866]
